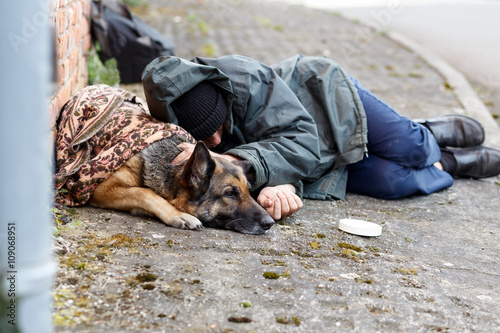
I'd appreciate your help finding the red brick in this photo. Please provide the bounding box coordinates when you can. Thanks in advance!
[66,27,75,54]
[57,33,68,60]
[69,65,77,83]
[63,58,71,83]
[73,2,82,25]
[58,0,68,9]
[68,59,78,84]
[58,9,67,33]
[84,34,92,52]
[67,5,75,27]
[74,25,82,47]
[80,15,90,35]
[69,49,79,75]
[59,82,73,106]
[77,59,88,89]
[57,62,65,86]
[82,0,91,16]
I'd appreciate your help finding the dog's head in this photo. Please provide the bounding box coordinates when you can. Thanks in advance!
[180,142,275,235]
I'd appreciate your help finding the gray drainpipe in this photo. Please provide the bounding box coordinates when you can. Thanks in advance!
[1,0,56,332]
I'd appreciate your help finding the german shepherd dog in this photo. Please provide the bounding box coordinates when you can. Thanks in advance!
[89,137,275,235]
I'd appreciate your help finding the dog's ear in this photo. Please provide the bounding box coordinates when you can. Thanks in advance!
[183,141,216,194]
[232,159,255,184]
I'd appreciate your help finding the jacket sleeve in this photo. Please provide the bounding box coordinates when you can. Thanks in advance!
[195,55,322,189]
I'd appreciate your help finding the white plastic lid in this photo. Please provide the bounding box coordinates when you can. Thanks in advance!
[339,218,382,237]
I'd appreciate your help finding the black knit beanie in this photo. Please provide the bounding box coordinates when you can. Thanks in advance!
[170,81,227,141]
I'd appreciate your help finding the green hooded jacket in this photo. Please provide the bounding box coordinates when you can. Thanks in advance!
[141,54,367,200]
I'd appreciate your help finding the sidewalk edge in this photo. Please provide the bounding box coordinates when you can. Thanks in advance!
[386,31,500,148]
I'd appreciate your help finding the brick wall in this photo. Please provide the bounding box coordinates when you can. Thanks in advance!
[49,0,92,139]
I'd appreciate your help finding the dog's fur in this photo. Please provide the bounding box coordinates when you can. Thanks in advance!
[89,136,275,234]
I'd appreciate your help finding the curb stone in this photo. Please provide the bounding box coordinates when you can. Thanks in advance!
[387,31,500,148]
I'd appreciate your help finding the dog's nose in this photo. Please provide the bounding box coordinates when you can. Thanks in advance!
[260,216,275,230]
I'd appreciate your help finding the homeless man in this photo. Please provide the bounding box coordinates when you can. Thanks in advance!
[141,54,500,220]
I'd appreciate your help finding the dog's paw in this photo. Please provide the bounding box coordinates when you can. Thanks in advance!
[171,213,203,230]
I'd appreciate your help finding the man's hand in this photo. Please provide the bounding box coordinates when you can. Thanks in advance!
[257,184,303,221]
[172,142,196,165]
[172,142,240,165]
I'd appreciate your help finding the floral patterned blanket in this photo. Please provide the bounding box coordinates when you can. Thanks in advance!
[54,84,195,206]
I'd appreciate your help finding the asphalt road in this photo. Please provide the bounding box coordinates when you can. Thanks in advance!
[276,0,500,124]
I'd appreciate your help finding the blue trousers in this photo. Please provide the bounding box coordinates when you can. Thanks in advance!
[346,78,454,199]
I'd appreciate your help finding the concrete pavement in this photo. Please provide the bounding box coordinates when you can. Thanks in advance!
[53,0,500,332]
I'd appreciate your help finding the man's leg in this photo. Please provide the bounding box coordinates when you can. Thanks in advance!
[347,77,453,198]
[350,77,441,169]
[347,154,454,199]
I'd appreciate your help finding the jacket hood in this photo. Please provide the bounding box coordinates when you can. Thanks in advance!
[141,56,234,134]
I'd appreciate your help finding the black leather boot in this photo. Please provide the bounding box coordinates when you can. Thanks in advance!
[443,146,500,178]
[416,114,485,148]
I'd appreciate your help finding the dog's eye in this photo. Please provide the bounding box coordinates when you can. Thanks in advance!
[224,188,238,198]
